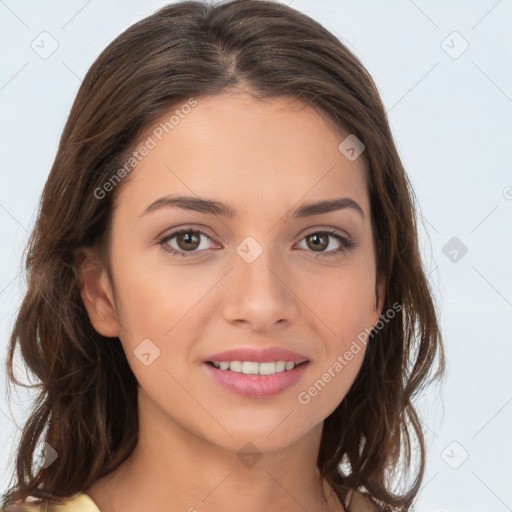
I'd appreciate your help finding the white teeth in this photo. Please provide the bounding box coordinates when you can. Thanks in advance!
[210,360,300,375]
[275,361,286,372]
[230,361,242,372]
[242,361,259,374]
[258,362,276,375]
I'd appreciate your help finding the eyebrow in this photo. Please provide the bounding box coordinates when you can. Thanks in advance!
[140,195,365,220]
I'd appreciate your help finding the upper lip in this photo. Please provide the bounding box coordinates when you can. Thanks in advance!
[205,347,309,364]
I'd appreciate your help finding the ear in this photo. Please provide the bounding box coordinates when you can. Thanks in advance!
[74,246,120,338]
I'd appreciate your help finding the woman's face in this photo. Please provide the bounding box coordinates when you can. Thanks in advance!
[83,91,383,453]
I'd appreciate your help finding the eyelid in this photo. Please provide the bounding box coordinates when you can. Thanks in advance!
[300,225,351,240]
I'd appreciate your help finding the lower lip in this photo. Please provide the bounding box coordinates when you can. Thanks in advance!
[202,362,309,398]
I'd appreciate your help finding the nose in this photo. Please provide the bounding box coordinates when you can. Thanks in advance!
[221,248,299,332]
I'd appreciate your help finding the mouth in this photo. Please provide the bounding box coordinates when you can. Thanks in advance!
[202,359,310,398]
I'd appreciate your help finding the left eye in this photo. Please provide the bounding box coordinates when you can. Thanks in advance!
[296,230,354,256]
[158,228,354,258]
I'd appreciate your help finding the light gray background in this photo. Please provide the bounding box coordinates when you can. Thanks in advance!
[1,1,511,511]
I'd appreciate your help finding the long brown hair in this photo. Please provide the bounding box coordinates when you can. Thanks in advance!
[2,1,445,510]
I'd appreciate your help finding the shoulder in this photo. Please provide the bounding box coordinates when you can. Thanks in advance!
[2,493,100,512]
[344,489,380,512]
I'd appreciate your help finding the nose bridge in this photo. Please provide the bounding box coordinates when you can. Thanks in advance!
[222,233,298,329]
[236,234,285,298]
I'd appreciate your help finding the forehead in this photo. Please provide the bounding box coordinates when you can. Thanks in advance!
[116,92,369,217]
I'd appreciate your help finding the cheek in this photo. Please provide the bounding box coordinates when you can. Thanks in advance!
[108,253,222,397]
[110,249,206,340]
[298,257,377,338]
[292,263,376,410]
[108,258,207,417]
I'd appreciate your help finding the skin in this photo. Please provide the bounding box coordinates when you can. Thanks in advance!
[77,90,384,512]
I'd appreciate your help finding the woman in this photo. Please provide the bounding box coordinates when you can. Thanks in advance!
[1,1,445,511]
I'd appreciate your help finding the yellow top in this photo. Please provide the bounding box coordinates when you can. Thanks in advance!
[3,494,100,512]
[6,489,377,511]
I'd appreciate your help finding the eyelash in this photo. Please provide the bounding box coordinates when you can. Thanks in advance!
[157,227,355,259]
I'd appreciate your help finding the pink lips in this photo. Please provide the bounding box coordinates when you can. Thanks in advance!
[202,346,310,398]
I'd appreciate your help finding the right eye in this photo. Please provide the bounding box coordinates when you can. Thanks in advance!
[158,228,219,257]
